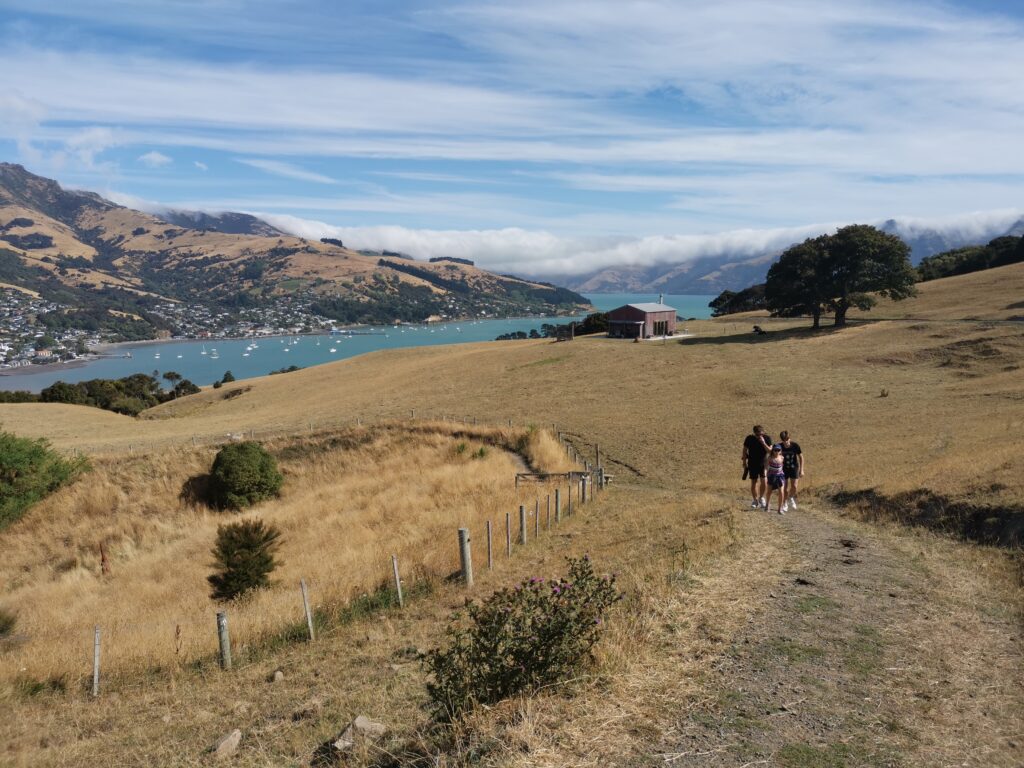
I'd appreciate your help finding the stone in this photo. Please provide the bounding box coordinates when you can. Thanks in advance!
[331,716,386,753]
[270,669,285,683]
[210,729,241,759]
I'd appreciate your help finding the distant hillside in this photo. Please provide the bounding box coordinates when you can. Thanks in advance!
[0,163,589,339]
[550,217,1024,294]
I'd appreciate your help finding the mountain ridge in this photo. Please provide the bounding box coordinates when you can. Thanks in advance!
[0,163,590,341]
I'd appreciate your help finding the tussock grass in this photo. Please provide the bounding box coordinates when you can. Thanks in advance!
[0,423,572,692]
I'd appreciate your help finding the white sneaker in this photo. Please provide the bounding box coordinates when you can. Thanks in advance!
[778,506,785,515]
[790,499,798,510]
[759,497,766,509]
[750,499,760,509]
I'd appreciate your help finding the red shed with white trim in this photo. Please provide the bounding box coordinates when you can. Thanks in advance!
[606,302,677,339]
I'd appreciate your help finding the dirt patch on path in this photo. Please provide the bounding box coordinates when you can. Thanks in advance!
[660,505,1023,767]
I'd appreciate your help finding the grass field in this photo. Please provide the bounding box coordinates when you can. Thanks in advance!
[0,262,1021,766]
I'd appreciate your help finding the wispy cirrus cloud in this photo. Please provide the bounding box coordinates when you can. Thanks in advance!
[137,150,172,167]
[235,158,336,185]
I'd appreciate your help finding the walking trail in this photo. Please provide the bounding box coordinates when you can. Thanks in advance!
[658,503,1023,767]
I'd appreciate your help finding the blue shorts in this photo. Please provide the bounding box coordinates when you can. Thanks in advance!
[767,474,785,489]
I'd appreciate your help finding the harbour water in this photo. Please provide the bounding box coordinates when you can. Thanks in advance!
[0,294,714,391]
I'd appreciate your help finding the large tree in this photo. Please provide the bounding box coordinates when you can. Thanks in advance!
[765,236,831,328]
[827,225,916,326]
[765,225,916,328]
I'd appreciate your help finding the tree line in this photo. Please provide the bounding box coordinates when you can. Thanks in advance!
[0,372,201,416]
[710,226,1024,325]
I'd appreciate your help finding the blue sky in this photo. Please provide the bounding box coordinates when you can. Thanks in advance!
[1,0,1022,275]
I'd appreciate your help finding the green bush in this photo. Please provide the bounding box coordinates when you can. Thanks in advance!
[208,518,283,601]
[207,441,283,510]
[0,430,86,530]
[424,556,622,719]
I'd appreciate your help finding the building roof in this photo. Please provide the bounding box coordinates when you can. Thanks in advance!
[618,303,676,313]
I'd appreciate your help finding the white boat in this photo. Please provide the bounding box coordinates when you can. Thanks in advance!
[176,354,182,359]
[201,345,207,355]
[329,347,337,353]
[242,353,250,357]
[154,353,160,359]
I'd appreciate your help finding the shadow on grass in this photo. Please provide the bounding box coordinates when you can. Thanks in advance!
[827,487,1024,550]
[677,323,848,347]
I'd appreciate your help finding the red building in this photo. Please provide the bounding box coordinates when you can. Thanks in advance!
[607,302,677,339]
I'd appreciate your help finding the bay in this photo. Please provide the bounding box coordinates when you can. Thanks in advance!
[0,294,715,391]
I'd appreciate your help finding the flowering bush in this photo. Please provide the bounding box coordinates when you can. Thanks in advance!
[424,555,622,718]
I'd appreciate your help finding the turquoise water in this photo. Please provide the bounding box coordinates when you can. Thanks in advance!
[0,294,714,391]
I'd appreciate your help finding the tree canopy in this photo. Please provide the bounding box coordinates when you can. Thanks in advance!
[766,225,916,327]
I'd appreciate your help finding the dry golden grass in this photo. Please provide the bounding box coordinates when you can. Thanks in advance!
[0,424,572,692]
[0,264,1021,766]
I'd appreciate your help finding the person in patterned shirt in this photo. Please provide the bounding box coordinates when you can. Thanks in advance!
[779,430,804,512]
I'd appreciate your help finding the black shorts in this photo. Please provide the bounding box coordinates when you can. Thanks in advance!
[747,462,765,477]
[784,468,799,480]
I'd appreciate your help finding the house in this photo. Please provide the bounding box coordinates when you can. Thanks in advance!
[607,302,677,339]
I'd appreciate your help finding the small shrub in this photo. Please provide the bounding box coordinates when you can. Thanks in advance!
[424,556,622,719]
[454,442,467,455]
[473,446,488,460]
[0,430,87,530]
[207,441,283,510]
[208,518,283,601]
[0,607,16,638]
[221,370,236,383]
[212,380,223,389]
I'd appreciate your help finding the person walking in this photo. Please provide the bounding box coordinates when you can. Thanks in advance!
[765,444,787,514]
[742,425,772,509]
[779,430,804,511]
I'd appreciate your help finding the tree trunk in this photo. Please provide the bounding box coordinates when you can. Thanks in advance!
[812,307,821,329]
[834,303,848,327]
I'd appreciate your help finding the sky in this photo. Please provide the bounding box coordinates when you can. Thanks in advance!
[1,0,1023,276]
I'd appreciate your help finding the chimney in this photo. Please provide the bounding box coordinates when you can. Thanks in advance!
[658,293,664,305]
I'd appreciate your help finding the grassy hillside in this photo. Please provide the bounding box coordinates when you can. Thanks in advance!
[0,263,1021,766]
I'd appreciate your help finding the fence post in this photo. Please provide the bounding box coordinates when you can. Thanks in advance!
[534,499,540,538]
[519,505,527,545]
[555,488,562,523]
[410,409,415,419]
[546,495,551,530]
[91,625,101,698]
[582,475,588,504]
[567,481,573,516]
[391,555,404,609]
[300,579,315,641]
[216,612,232,670]
[596,443,601,469]
[505,511,512,557]
[458,528,473,588]
[486,520,493,570]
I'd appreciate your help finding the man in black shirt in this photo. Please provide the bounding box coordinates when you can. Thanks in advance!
[779,430,804,511]
[742,425,772,509]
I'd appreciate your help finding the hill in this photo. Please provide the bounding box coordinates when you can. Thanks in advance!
[0,163,590,342]
[0,263,1021,766]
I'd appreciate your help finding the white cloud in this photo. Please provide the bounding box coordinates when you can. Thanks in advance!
[255,207,1024,277]
[194,160,208,171]
[236,158,336,185]
[137,150,172,167]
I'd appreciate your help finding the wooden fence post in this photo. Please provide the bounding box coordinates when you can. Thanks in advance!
[582,475,588,504]
[534,499,540,538]
[546,494,551,530]
[567,482,573,516]
[486,520,493,570]
[596,443,601,469]
[216,612,232,671]
[300,579,315,641]
[91,625,101,698]
[391,555,404,609]
[505,511,512,557]
[519,505,527,545]
[458,528,473,588]
[555,488,562,523]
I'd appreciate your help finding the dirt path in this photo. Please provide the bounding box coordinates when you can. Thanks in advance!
[660,505,1023,768]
